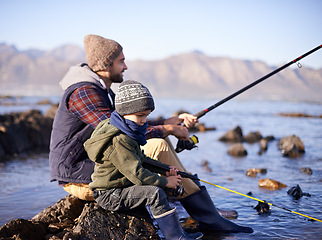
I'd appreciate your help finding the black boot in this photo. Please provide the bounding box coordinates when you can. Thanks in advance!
[154,208,203,239]
[192,174,238,219]
[180,186,253,233]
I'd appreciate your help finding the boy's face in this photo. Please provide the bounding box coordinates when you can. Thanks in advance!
[123,110,152,126]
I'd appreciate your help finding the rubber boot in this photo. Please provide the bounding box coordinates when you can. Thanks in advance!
[192,174,238,219]
[154,208,203,239]
[180,186,253,233]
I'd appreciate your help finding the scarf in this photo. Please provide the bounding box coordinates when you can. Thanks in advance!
[110,111,148,146]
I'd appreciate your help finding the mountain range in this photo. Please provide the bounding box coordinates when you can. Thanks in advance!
[1,43,321,102]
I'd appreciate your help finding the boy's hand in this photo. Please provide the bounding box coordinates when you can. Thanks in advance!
[166,175,182,189]
[166,166,179,176]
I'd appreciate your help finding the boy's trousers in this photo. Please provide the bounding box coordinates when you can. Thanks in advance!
[93,185,172,216]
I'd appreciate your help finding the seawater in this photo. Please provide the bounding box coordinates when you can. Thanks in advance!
[0,97,321,239]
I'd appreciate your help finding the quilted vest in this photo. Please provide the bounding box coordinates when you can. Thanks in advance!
[49,82,114,183]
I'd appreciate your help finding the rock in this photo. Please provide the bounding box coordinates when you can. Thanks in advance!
[44,104,59,119]
[244,131,262,143]
[227,143,247,156]
[278,135,305,157]
[258,178,287,190]
[300,167,312,175]
[219,126,243,143]
[73,203,159,240]
[195,123,216,132]
[201,159,212,172]
[278,112,322,118]
[0,110,53,159]
[246,168,267,177]
[32,195,85,224]
[257,136,275,154]
[254,201,271,215]
[287,184,311,199]
[0,219,47,240]
[0,195,161,240]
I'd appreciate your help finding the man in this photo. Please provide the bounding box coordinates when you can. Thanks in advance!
[49,34,253,233]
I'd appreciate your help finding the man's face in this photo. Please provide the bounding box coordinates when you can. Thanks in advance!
[109,51,128,83]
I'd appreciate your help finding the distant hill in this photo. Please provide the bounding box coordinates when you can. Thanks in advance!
[0,43,321,102]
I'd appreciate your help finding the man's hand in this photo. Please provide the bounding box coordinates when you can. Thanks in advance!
[162,113,198,140]
[178,113,198,128]
[164,113,198,128]
[162,124,190,140]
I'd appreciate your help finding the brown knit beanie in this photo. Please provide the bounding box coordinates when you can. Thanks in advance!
[84,34,123,72]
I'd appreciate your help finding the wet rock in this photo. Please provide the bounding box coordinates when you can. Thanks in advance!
[258,178,287,190]
[244,131,262,143]
[254,201,271,215]
[258,136,275,153]
[246,168,267,177]
[218,126,243,143]
[300,167,312,175]
[278,135,305,157]
[287,184,311,199]
[227,143,247,156]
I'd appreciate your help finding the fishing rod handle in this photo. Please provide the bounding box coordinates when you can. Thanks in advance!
[194,109,207,119]
[143,158,199,180]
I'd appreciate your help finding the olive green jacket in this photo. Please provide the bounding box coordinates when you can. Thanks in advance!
[84,119,168,191]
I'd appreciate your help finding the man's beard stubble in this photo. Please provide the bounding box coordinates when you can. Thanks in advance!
[110,72,124,83]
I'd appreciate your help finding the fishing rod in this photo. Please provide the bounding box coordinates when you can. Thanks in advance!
[143,158,322,223]
[194,44,322,119]
[175,44,322,152]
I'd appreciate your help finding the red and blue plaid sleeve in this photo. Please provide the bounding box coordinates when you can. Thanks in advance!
[68,85,112,128]
[145,119,165,139]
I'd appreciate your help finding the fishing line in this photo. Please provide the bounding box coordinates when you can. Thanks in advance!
[200,179,322,223]
[143,154,322,223]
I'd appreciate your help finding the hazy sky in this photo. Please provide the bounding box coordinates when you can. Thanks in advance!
[1,0,321,69]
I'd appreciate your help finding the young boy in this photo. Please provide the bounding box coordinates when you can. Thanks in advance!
[84,80,202,239]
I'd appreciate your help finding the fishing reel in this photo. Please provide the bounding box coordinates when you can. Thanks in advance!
[175,135,199,153]
[166,185,184,197]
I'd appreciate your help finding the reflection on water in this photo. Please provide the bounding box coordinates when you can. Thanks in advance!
[0,99,322,239]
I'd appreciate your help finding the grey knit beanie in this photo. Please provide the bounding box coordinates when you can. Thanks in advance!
[115,80,155,116]
[84,34,123,72]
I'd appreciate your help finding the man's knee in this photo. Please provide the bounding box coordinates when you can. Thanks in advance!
[147,138,170,151]
[141,138,170,160]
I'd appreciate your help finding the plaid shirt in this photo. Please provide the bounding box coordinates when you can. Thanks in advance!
[69,85,165,139]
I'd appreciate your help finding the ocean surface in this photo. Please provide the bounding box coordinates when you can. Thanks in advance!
[0,97,321,239]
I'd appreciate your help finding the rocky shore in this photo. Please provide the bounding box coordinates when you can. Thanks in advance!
[0,195,162,240]
[0,107,56,160]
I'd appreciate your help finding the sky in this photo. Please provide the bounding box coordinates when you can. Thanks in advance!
[1,0,322,69]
